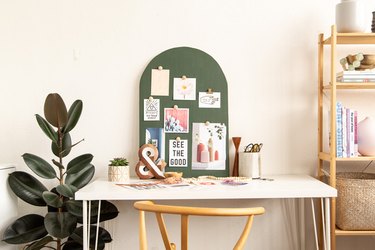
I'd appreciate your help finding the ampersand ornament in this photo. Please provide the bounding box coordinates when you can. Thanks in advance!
[135,144,166,179]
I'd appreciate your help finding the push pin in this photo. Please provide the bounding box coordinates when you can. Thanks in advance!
[148,96,153,101]
[207,88,213,94]
[205,121,210,126]
[173,105,178,109]
[182,75,187,80]
[158,66,163,70]
[176,137,181,141]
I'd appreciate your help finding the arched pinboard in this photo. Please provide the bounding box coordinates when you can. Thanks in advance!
[139,47,229,177]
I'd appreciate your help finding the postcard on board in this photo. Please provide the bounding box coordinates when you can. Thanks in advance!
[151,69,170,96]
[173,77,196,100]
[164,108,189,133]
[169,139,188,167]
[198,92,221,108]
[144,98,160,121]
[191,122,226,170]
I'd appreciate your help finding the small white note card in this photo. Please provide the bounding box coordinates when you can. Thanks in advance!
[169,139,188,167]
[144,98,160,121]
[151,69,170,96]
[198,92,221,108]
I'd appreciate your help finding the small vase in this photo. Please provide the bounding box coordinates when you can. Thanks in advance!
[336,0,366,33]
[358,117,375,156]
[108,166,130,183]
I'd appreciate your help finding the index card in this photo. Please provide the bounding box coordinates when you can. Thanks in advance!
[151,69,170,96]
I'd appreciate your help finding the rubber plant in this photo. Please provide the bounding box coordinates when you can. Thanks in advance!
[2,93,119,250]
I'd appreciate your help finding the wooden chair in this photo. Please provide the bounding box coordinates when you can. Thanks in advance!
[133,200,265,250]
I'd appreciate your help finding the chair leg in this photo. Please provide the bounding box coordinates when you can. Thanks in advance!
[139,210,147,250]
[234,215,254,250]
[156,212,174,250]
[181,215,189,250]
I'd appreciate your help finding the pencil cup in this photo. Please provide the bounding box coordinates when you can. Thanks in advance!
[239,152,261,179]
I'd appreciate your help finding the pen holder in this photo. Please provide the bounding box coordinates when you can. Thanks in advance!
[239,152,261,179]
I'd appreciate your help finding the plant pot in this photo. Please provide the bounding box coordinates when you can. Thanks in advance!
[108,166,130,183]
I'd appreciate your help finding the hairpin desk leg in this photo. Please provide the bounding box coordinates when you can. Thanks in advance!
[83,200,88,250]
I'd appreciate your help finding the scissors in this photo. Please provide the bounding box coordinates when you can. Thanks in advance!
[244,143,263,153]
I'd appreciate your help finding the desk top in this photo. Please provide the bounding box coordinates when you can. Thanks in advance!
[75,174,337,201]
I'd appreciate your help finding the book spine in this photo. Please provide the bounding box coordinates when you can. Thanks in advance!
[354,110,358,157]
[336,102,343,158]
[342,107,347,157]
[349,110,355,157]
[346,108,351,157]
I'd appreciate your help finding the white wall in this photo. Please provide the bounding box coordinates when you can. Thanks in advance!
[1,0,375,249]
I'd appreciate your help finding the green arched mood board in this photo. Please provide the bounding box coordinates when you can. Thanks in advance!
[139,47,229,177]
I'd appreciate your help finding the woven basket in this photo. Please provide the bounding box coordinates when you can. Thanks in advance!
[336,172,375,230]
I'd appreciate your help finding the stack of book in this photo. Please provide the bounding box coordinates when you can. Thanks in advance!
[337,70,375,83]
[335,102,358,158]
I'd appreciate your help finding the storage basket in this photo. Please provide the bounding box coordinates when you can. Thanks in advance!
[336,172,375,230]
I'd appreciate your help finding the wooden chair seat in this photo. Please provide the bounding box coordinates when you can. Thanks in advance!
[133,200,265,250]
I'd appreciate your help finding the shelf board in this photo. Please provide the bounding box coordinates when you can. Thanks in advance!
[323,82,375,90]
[319,152,375,161]
[336,228,375,236]
[324,33,375,45]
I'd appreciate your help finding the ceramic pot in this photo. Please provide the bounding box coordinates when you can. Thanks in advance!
[336,0,366,33]
[358,117,375,156]
[108,165,130,183]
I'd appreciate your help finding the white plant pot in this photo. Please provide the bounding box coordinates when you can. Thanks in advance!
[336,0,366,33]
[108,166,130,183]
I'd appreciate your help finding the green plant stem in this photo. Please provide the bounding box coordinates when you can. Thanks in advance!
[57,127,63,250]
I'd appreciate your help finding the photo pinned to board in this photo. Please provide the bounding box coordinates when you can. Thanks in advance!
[164,108,189,133]
[151,67,170,96]
[198,92,221,108]
[192,122,226,170]
[144,98,160,121]
[145,128,165,161]
[173,77,196,100]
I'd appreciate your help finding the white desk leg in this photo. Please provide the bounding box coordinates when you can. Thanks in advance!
[325,198,331,250]
[310,198,319,250]
[320,198,326,250]
[95,200,102,250]
[83,200,88,250]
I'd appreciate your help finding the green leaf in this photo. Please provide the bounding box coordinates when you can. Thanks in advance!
[42,191,63,208]
[25,236,54,250]
[22,153,57,179]
[67,154,93,175]
[69,226,112,250]
[44,212,77,239]
[62,240,83,250]
[44,93,68,128]
[35,114,57,143]
[56,184,78,198]
[65,164,95,189]
[2,214,47,244]
[8,172,47,206]
[52,159,65,170]
[63,100,83,133]
[65,200,119,224]
[51,133,72,158]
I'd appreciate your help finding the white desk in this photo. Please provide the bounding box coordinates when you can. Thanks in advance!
[75,174,337,250]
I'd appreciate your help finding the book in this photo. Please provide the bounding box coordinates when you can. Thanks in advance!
[349,109,355,157]
[342,107,348,157]
[336,102,343,158]
[337,70,375,77]
[354,110,358,157]
[337,78,375,83]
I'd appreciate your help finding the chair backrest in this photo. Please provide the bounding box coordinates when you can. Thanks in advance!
[133,200,265,250]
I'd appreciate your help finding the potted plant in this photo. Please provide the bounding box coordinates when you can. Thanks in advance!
[2,93,119,250]
[108,157,130,183]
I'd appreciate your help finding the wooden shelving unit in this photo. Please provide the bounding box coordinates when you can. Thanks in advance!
[318,25,375,250]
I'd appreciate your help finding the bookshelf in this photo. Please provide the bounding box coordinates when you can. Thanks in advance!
[318,25,375,249]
